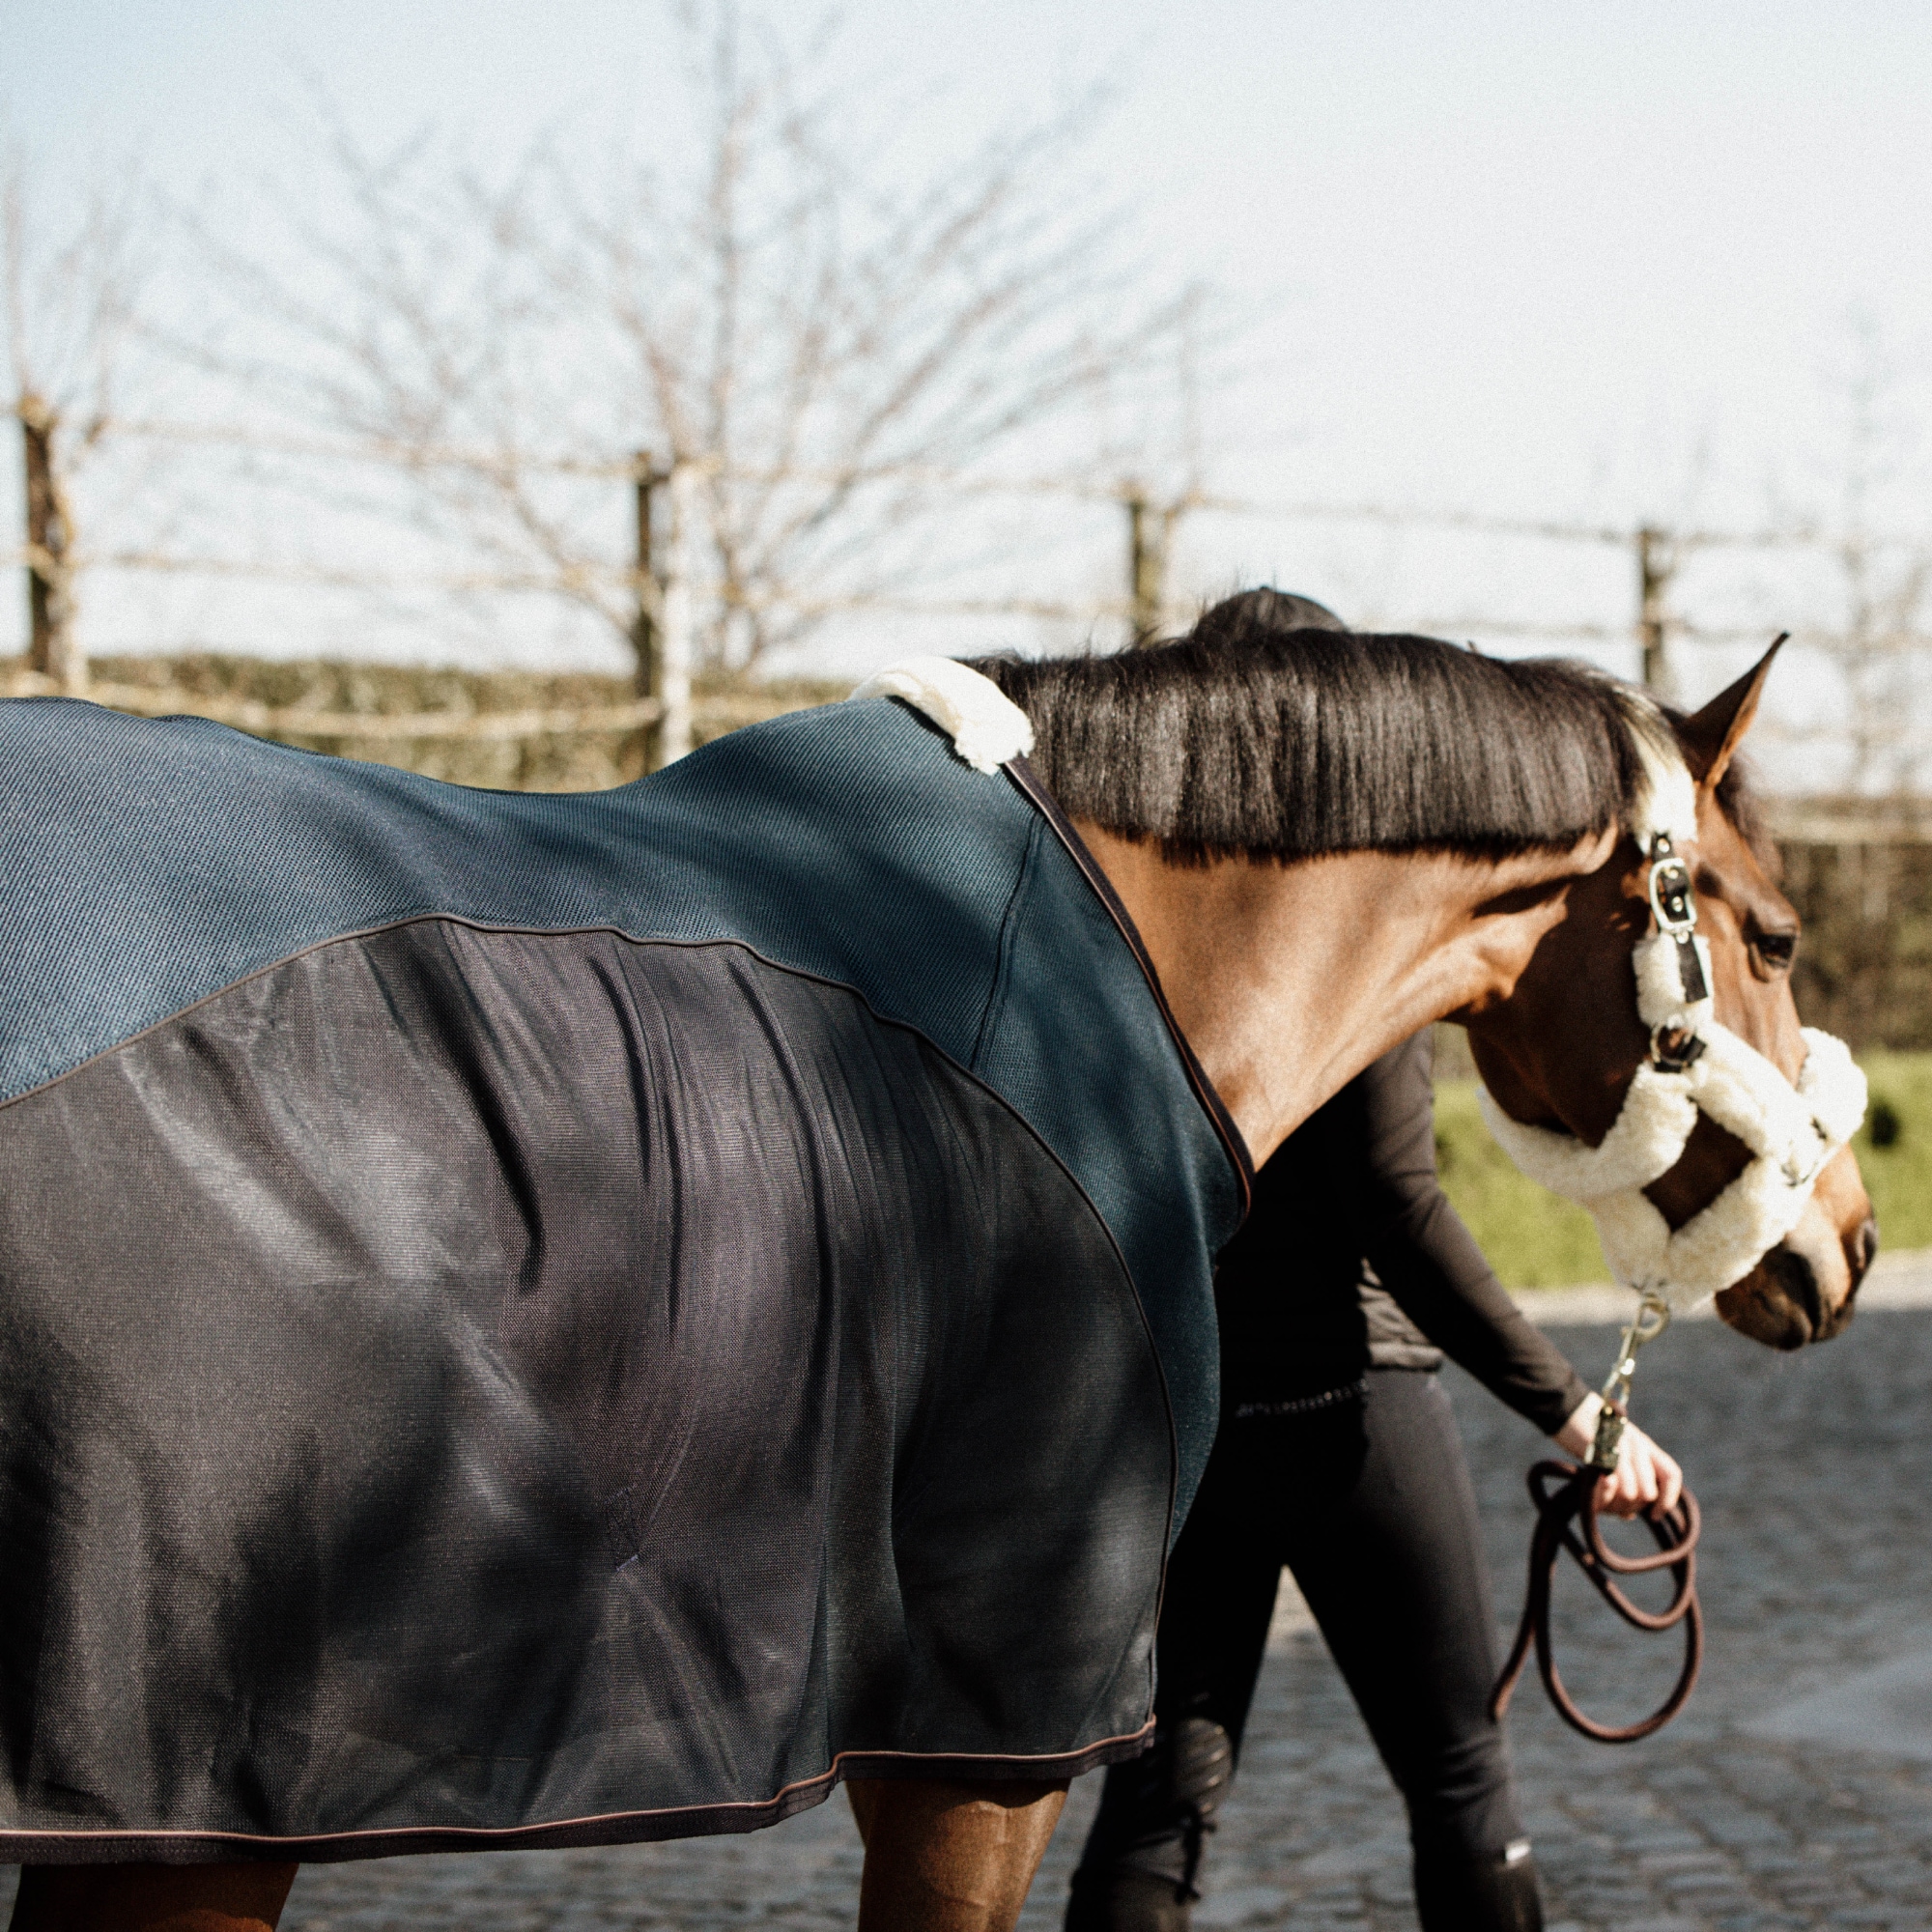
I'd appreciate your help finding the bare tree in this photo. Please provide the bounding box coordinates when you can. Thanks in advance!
[3,146,148,691]
[1829,333,1932,802]
[187,2,1202,677]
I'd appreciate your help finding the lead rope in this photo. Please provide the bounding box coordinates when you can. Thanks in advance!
[1489,1290,1704,1743]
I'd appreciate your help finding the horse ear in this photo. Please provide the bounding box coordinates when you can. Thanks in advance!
[1680,634,1786,791]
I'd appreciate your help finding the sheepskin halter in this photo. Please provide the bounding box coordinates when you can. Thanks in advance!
[1479,714,1867,1315]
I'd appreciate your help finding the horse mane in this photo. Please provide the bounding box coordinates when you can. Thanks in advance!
[969,604,1689,867]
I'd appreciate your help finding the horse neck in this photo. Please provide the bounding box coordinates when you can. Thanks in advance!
[1070,822,1555,1168]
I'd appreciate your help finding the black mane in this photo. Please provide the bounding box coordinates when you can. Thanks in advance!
[971,609,1662,867]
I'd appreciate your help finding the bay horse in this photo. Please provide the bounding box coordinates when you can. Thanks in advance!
[0,620,1869,1932]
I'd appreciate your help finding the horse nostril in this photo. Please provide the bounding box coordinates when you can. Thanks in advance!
[1759,1246,1822,1348]
[1849,1216,1880,1289]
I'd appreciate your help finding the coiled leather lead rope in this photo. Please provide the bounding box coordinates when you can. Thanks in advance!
[1490,1287,1703,1743]
[1488,1458,1703,1743]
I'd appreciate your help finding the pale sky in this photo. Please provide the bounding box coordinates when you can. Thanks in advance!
[6,2,1931,781]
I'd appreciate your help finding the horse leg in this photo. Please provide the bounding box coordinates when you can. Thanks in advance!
[847,1776,1067,1932]
[9,1861,298,1932]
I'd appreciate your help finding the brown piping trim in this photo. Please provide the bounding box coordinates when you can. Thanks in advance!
[0,1726,1154,1866]
[1002,755,1255,1215]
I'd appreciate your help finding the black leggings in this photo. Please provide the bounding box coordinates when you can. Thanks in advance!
[1073,1368,1528,1909]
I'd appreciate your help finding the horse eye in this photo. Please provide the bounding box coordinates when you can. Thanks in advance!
[1751,929,1797,972]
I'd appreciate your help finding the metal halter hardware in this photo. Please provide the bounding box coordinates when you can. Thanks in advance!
[1645,832,1710,1037]
[1645,830,1831,1182]
[1591,839,1699,1459]
[1587,841,1696,1463]
[1646,833,1697,936]
[1587,1288,1672,1470]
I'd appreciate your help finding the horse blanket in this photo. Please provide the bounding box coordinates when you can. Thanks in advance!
[0,690,1246,1863]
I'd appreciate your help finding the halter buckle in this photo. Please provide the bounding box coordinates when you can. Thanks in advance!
[1646,835,1709,1007]
[1650,1023,1706,1073]
[1646,835,1698,936]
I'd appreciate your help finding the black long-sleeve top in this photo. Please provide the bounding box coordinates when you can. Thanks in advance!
[1214,1031,1589,1436]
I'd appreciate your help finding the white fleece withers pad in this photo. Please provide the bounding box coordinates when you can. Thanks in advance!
[850,658,1035,774]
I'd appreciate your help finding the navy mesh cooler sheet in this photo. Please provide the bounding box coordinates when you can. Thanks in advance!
[0,693,1245,1862]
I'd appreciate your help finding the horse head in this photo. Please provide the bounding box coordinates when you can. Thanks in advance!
[1466,641,1876,1348]
[975,611,1873,1345]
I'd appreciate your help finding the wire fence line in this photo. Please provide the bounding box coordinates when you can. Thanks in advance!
[11,542,1922,653]
[18,419,1927,586]
[0,548,1135,625]
[90,418,1932,553]
[10,412,1931,796]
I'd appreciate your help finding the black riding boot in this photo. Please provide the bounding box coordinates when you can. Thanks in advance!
[1065,1717,1235,1931]
[1413,1839,1546,1932]
[1064,1865,1193,1932]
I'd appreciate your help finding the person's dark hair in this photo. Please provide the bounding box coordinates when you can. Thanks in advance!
[1191,586,1348,640]
[970,589,1665,866]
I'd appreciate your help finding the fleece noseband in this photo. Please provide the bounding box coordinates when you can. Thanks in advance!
[1479,751,1866,1315]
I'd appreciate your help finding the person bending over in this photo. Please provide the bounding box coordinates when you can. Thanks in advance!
[1065,595,1682,1932]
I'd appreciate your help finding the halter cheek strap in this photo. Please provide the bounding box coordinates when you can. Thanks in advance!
[1480,777,1867,1316]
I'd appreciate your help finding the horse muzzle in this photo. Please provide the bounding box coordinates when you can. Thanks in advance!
[1716,1171,1878,1349]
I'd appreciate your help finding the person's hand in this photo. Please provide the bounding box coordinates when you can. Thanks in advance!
[1553,1394,1684,1520]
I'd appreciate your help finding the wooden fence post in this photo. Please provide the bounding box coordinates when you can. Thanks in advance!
[1635,526,1678,697]
[18,391,85,694]
[657,459,696,764]
[631,451,663,769]
[629,453,695,768]
[1124,485,1182,645]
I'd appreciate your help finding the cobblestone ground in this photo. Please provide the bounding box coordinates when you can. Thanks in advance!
[7,1274,1931,1929]
[1180,1278,1932,1932]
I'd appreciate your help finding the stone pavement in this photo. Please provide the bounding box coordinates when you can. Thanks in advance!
[1161,1253,1932,1932]
[7,1259,1932,1929]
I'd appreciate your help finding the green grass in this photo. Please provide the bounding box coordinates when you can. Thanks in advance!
[1433,1082,1609,1287]
[1434,1051,1932,1288]
[1848,1051,1932,1252]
